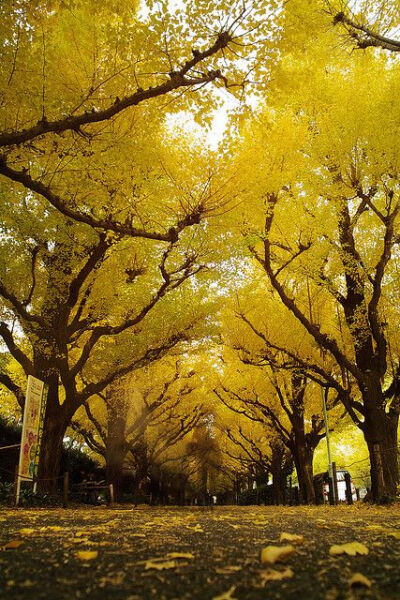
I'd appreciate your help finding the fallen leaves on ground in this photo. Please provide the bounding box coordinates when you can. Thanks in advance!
[75,550,98,561]
[260,567,294,585]
[261,545,295,564]
[19,528,36,535]
[329,542,368,557]
[189,524,204,533]
[145,560,177,570]
[215,565,242,574]
[166,552,194,559]
[143,552,194,570]
[212,585,237,600]
[3,540,24,549]
[279,532,304,544]
[0,505,398,599]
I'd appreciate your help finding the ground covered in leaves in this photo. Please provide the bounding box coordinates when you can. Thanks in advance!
[1,505,400,599]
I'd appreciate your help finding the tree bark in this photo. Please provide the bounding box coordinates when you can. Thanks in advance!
[292,443,315,504]
[132,443,149,499]
[362,380,399,500]
[37,379,70,491]
[270,443,288,505]
[105,407,129,502]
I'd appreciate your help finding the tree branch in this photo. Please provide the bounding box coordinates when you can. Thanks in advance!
[0,157,205,242]
[0,31,233,148]
[0,371,24,407]
[0,321,33,375]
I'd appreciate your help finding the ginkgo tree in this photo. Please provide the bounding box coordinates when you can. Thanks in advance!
[71,355,205,501]
[327,0,400,52]
[0,0,282,487]
[216,403,293,505]
[218,281,350,503]
[0,128,223,486]
[232,31,400,500]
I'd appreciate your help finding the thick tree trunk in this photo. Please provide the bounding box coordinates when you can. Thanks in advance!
[132,444,149,499]
[32,346,75,491]
[37,381,70,491]
[270,443,287,505]
[362,375,399,500]
[293,444,315,504]
[106,445,127,502]
[105,406,128,502]
[290,402,317,504]
[364,407,398,501]
[382,412,399,496]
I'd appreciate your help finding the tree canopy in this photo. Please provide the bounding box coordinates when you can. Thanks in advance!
[1,0,400,503]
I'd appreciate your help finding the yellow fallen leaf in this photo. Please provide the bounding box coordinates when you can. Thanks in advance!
[329,542,368,557]
[215,566,242,574]
[19,528,36,535]
[145,560,177,570]
[280,533,304,544]
[75,550,98,561]
[212,586,237,600]
[4,540,24,550]
[260,567,294,585]
[388,531,400,540]
[261,545,295,564]
[349,573,372,588]
[166,552,194,560]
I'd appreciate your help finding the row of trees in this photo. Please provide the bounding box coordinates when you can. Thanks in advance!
[1,0,400,502]
[0,0,272,485]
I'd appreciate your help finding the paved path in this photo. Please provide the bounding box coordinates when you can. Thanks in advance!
[0,505,400,599]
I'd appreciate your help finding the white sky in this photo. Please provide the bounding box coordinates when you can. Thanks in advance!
[166,90,239,150]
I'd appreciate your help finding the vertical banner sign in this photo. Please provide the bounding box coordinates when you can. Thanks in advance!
[16,376,48,502]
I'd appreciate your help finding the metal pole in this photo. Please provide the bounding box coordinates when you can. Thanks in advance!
[14,464,20,507]
[332,461,339,505]
[321,385,336,503]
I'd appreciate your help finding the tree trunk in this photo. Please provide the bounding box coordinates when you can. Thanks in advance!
[293,443,316,504]
[270,443,287,505]
[37,382,70,491]
[132,444,149,499]
[382,411,399,496]
[105,405,128,502]
[364,412,398,501]
[362,375,399,500]
[31,345,74,491]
